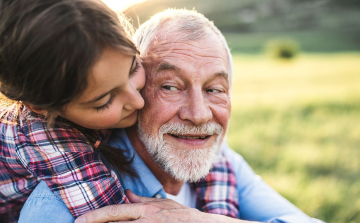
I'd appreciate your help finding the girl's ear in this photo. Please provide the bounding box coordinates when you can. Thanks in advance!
[23,102,49,116]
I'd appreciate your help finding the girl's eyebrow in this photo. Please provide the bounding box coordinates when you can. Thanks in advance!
[81,89,113,105]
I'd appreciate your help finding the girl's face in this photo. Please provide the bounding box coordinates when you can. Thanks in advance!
[60,48,145,129]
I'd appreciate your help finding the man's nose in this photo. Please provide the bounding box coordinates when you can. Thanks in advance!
[178,89,212,125]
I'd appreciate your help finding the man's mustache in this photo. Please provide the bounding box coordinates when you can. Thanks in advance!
[159,122,223,136]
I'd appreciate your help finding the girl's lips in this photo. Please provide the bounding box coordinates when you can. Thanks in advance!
[125,110,138,119]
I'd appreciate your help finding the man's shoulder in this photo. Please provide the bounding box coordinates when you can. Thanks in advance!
[221,143,246,168]
[108,129,129,147]
[220,142,257,184]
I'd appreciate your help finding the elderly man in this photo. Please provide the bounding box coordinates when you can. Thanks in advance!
[19,9,322,223]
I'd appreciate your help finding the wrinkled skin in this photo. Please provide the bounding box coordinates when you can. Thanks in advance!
[75,190,260,223]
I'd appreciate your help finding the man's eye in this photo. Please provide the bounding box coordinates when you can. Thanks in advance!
[207,89,221,93]
[163,86,178,91]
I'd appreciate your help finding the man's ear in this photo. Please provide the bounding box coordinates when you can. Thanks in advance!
[23,102,48,116]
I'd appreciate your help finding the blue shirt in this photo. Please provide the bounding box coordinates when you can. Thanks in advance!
[19,129,322,223]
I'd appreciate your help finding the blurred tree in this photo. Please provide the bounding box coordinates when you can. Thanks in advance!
[266,38,300,59]
[125,0,360,33]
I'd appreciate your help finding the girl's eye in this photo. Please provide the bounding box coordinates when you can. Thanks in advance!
[94,93,115,112]
[130,60,140,76]
[163,86,178,91]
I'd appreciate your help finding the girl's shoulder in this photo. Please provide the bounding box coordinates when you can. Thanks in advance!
[0,102,43,125]
[0,103,89,147]
[19,111,89,143]
[0,102,22,123]
[1,103,50,129]
[15,108,96,154]
[0,103,24,138]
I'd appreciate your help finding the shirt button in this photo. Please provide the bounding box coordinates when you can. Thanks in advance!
[154,194,163,199]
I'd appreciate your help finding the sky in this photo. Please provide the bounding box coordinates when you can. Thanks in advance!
[101,0,147,12]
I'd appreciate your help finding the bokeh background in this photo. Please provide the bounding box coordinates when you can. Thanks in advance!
[1,0,357,222]
[120,1,360,222]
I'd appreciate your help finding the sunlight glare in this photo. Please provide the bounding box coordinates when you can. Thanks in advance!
[101,0,147,12]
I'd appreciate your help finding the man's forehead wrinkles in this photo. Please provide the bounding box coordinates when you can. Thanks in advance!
[155,39,205,48]
[147,35,229,82]
[154,40,216,54]
[155,49,225,62]
[153,53,196,66]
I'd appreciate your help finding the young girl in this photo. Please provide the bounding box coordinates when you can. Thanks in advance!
[0,0,145,222]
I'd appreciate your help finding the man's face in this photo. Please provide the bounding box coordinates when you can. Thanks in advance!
[137,31,231,182]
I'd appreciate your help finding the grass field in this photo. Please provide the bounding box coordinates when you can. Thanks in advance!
[227,53,360,223]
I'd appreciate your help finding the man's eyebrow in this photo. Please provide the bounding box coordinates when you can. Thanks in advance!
[215,71,229,82]
[155,61,229,82]
[81,89,113,105]
[155,62,179,74]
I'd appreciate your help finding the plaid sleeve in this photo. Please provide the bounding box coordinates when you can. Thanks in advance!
[15,120,129,218]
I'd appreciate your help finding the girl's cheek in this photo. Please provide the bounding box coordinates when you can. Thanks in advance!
[107,105,123,122]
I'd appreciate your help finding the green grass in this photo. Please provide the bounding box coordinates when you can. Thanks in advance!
[227,53,360,223]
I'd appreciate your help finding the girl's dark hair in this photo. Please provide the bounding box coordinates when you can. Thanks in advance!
[0,0,138,175]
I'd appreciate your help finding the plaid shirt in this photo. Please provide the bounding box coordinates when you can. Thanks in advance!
[0,104,129,222]
[193,151,239,218]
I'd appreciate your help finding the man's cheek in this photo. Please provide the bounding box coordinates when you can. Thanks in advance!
[214,108,231,127]
[209,95,230,108]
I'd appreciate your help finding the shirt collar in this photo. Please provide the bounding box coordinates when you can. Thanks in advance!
[108,128,165,198]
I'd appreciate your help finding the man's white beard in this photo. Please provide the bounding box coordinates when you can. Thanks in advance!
[137,121,224,182]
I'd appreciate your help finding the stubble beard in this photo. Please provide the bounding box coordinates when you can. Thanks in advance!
[137,121,224,183]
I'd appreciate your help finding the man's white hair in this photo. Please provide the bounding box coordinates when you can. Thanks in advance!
[133,8,233,86]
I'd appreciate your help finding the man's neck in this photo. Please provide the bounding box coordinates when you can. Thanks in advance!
[126,126,184,195]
